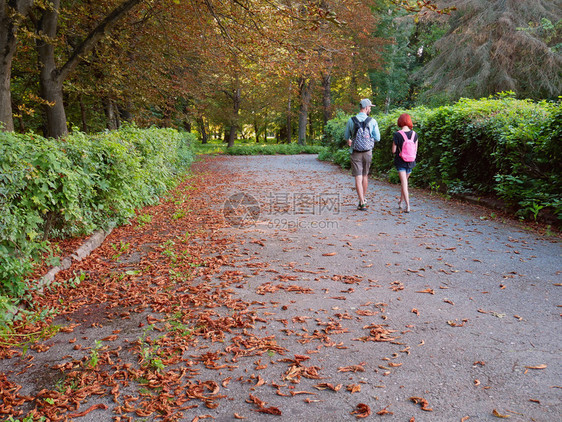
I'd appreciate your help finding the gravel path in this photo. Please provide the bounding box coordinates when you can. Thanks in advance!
[1,154,560,422]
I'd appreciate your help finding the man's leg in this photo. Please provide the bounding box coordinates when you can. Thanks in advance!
[362,175,368,203]
[355,175,365,204]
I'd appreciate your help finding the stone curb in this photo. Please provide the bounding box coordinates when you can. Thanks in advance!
[36,228,113,293]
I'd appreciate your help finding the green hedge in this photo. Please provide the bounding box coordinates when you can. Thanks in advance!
[0,125,195,297]
[226,143,323,155]
[321,94,562,222]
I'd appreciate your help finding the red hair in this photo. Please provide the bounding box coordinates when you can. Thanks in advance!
[397,114,413,130]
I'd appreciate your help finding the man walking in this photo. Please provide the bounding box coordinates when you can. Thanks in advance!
[344,99,380,210]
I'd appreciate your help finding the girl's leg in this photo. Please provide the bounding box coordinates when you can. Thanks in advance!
[405,172,412,211]
[398,170,410,212]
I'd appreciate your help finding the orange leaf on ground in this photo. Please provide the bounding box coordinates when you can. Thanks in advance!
[347,384,361,393]
[416,288,434,294]
[410,396,433,411]
[314,383,342,391]
[351,403,372,418]
[67,403,108,418]
[492,409,511,418]
[525,364,547,369]
[376,405,393,415]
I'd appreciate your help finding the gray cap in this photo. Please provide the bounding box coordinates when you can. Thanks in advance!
[360,99,373,109]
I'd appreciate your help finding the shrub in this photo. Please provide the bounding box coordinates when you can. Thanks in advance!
[0,125,195,297]
[322,110,350,151]
[226,143,323,155]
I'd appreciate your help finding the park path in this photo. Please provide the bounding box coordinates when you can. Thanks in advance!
[1,154,560,422]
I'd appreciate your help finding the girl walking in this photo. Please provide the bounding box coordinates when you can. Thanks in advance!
[391,114,418,213]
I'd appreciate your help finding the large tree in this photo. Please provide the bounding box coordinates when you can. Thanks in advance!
[414,0,562,103]
[0,0,33,132]
[34,0,144,137]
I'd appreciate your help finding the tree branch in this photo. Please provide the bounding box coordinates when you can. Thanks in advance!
[59,0,143,81]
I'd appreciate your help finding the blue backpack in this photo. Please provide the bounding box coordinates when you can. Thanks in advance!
[352,117,374,152]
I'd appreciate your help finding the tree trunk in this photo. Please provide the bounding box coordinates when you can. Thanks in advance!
[79,94,88,132]
[0,3,16,132]
[321,72,332,128]
[285,85,292,144]
[36,0,142,137]
[227,125,236,147]
[263,112,268,143]
[104,98,118,130]
[0,0,33,132]
[297,77,313,146]
[253,119,259,143]
[385,95,391,114]
[196,117,207,143]
[226,85,241,148]
[36,0,70,137]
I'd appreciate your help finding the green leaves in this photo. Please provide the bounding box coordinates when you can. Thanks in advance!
[0,126,196,297]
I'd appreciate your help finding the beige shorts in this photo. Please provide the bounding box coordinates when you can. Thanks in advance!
[350,150,372,176]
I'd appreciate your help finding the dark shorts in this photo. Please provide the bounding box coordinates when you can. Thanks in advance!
[396,166,413,174]
[351,150,372,176]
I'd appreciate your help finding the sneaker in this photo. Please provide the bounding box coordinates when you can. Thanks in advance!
[357,202,367,211]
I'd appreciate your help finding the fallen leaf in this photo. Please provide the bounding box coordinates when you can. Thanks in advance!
[525,364,547,370]
[376,405,393,415]
[314,383,342,392]
[256,406,282,415]
[102,335,118,341]
[290,390,316,396]
[416,288,434,294]
[338,363,365,372]
[492,409,511,418]
[410,396,433,411]
[322,252,337,256]
[447,319,468,327]
[346,384,361,393]
[67,404,108,418]
[352,403,372,418]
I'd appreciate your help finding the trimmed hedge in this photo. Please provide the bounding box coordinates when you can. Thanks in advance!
[226,143,323,155]
[321,94,561,223]
[0,125,195,297]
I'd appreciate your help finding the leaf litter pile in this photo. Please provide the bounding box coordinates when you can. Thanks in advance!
[0,156,558,421]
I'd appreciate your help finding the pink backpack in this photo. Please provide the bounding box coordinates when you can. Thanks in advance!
[398,130,417,162]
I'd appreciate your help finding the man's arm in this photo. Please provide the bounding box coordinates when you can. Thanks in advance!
[344,119,354,147]
[371,120,381,142]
